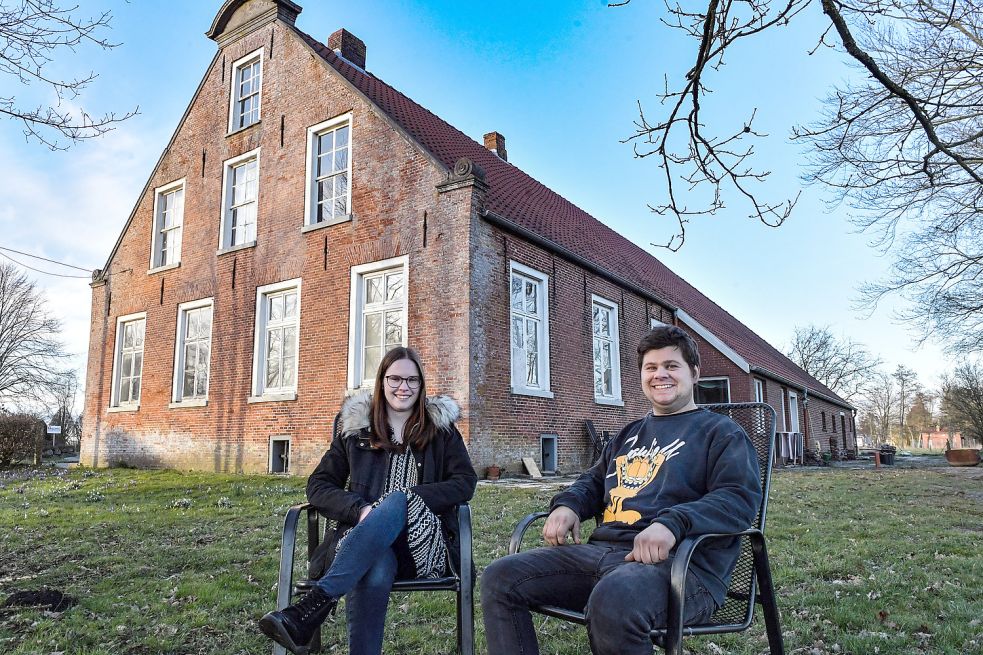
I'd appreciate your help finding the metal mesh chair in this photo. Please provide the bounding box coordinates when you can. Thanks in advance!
[508,402,784,655]
[271,414,475,655]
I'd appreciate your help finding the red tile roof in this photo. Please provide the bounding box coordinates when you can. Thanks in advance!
[298,30,849,407]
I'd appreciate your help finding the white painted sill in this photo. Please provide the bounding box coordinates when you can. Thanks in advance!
[301,214,352,233]
[510,387,555,400]
[247,391,297,404]
[216,240,257,256]
[169,398,208,409]
[107,405,139,413]
[594,396,625,407]
[147,262,180,275]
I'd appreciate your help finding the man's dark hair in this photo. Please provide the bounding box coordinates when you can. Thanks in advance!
[637,324,700,374]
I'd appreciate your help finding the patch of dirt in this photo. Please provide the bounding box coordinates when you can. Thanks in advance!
[1,588,75,612]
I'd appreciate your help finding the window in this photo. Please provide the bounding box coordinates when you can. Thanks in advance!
[269,436,291,474]
[591,295,622,404]
[229,49,262,131]
[111,313,146,408]
[251,279,301,400]
[754,378,765,403]
[305,115,352,227]
[220,149,260,250]
[150,179,184,269]
[348,257,408,388]
[821,411,827,431]
[788,391,800,433]
[695,377,730,404]
[832,412,837,433]
[172,299,213,404]
[510,262,551,397]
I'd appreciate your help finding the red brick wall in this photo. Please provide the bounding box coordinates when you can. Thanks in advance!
[82,20,475,474]
[467,221,675,472]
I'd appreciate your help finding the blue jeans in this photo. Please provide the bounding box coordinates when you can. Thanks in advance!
[480,542,717,655]
[315,491,407,655]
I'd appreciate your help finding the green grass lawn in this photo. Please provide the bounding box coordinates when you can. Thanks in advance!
[1,465,981,655]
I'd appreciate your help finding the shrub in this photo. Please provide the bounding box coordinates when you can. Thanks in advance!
[0,414,45,468]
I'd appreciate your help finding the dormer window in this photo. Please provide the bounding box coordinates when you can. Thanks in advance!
[229,49,263,132]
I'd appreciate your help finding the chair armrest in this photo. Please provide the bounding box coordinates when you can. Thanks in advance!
[457,503,474,589]
[665,528,763,644]
[508,512,550,555]
[276,503,315,610]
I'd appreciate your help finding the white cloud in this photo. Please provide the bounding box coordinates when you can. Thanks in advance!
[0,123,168,409]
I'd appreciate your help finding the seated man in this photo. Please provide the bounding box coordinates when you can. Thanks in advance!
[481,325,762,655]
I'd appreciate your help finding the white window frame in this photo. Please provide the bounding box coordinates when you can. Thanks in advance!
[219,148,261,252]
[170,298,214,407]
[650,318,669,328]
[228,48,263,132]
[303,114,353,230]
[695,376,731,404]
[269,435,291,474]
[754,378,765,403]
[109,312,147,410]
[347,256,409,389]
[250,279,302,402]
[591,294,622,405]
[149,178,185,272]
[779,388,788,431]
[788,390,800,433]
[509,261,552,398]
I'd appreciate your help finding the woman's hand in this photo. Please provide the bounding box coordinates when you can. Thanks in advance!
[358,505,372,523]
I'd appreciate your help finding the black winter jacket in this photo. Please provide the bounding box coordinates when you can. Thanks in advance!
[306,391,477,578]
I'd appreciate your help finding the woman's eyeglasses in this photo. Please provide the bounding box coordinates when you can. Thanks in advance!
[384,375,422,390]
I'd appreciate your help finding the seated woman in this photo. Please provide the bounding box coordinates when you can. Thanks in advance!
[259,346,477,655]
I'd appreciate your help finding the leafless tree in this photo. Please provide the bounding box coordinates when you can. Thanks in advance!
[47,368,79,447]
[0,262,71,407]
[893,364,921,445]
[613,0,983,353]
[0,0,137,149]
[855,369,896,443]
[786,324,882,401]
[941,361,983,446]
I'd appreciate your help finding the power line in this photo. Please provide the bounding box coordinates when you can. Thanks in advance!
[0,245,93,272]
[0,251,92,279]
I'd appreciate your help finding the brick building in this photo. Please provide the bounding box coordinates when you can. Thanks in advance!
[81,0,854,475]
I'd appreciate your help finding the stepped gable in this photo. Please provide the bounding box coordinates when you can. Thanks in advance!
[296,29,845,405]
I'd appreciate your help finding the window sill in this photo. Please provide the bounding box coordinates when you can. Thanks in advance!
[247,391,297,404]
[169,398,208,409]
[594,396,625,407]
[108,405,139,413]
[217,240,257,256]
[301,214,352,233]
[148,262,180,275]
[226,120,261,137]
[510,387,555,399]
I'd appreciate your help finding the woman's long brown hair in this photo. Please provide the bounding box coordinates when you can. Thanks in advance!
[369,346,436,451]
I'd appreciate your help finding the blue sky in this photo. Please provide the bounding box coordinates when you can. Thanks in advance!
[0,0,950,408]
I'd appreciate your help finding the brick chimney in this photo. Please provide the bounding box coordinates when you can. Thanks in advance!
[328,29,366,69]
[483,132,507,162]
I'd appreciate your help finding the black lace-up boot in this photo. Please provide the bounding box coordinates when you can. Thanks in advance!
[258,586,339,655]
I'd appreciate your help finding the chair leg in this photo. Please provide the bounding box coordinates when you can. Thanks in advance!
[750,534,785,655]
[457,581,475,655]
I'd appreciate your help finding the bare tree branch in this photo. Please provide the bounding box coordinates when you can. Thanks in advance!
[0,0,137,149]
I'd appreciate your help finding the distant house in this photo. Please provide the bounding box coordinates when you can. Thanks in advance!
[81,0,854,475]
[917,428,975,450]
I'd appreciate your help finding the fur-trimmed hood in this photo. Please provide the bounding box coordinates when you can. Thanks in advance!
[339,389,460,436]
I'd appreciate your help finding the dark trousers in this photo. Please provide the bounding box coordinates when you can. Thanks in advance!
[480,542,716,655]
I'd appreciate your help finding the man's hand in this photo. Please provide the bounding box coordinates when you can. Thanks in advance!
[358,505,372,523]
[625,522,676,564]
[542,506,581,546]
